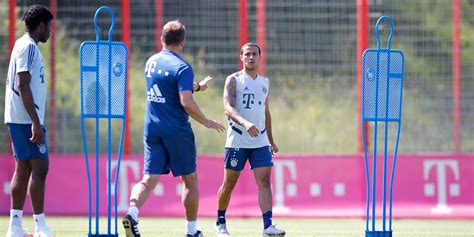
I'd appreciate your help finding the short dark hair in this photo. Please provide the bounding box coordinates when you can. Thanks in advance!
[240,42,261,55]
[162,20,186,46]
[22,4,53,32]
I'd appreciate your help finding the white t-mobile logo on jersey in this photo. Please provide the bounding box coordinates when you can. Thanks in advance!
[423,159,460,214]
[145,62,156,77]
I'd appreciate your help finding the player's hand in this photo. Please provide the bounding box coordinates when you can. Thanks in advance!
[270,142,279,155]
[30,122,43,144]
[205,119,225,132]
[243,121,259,137]
[198,76,213,92]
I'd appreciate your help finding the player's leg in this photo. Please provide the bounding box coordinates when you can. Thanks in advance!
[7,123,49,237]
[8,160,32,237]
[181,172,202,236]
[215,148,248,236]
[27,126,52,236]
[253,166,273,218]
[250,146,285,236]
[217,168,241,220]
[123,137,168,237]
[164,131,203,236]
[129,174,160,208]
[29,158,48,214]
[29,158,53,236]
[215,168,240,237]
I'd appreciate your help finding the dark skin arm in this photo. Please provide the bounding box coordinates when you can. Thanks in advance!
[17,71,42,144]
[223,75,259,137]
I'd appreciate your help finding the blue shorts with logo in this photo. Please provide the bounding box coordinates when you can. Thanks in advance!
[143,132,196,177]
[224,146,273,171]
[7,123,49,160]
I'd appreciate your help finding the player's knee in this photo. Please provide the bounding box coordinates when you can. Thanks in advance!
[224,177,239,189]
[141,175,159,189]
[181,173,198,190]
[256,175,271,189]
[31,166,49,180]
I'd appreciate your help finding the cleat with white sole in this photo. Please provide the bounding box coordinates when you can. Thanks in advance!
[6,226,33,237]
[263,225,285,236]
[215,223,230,237]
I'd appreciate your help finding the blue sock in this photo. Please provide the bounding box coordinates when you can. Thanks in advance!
[262,211,272,229]
[216,209,226,225]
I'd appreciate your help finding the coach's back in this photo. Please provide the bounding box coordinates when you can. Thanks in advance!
[143,49,194,137]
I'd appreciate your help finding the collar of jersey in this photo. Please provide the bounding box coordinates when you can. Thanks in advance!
[241,69,260,80]
[161,49,183,60]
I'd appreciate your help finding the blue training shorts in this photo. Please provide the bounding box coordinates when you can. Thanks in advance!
[143,132,196,177]
[224,146,273,171]
[7,123,49,160]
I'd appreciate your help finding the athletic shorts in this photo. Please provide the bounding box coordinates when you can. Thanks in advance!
[7,123,49,160]
[143,132,196,177]
[224,146,273,171]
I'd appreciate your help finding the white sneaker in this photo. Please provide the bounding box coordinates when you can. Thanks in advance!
[215,223,230,237]
[6,226,33,237]
[263,225,285,236]
[33,227,54,237]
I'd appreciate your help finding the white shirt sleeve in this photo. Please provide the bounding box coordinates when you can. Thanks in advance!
[16,43,35,74]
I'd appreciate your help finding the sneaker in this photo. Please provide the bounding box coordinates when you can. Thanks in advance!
[185,229,204,237]
[33,227,53,237]
[263,225,286,236]
[215,223,230,237]
[123,214,141,237]
[6,226,33,237]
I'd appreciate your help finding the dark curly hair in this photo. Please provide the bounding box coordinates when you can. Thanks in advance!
[22,4,53,32]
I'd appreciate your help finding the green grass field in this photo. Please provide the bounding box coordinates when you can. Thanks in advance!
[1,216,472,237]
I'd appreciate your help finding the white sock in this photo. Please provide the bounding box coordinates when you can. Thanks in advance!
[186,220,197,235]
[9,209,23,228]
[33,213,47,229]
[127,205,139,222]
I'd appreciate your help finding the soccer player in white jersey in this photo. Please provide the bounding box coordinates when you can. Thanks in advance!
[4,5,54,237]
[215,43,286,236]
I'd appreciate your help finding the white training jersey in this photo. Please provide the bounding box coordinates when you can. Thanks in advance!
[225,70,270,148]
[4,34,46,125]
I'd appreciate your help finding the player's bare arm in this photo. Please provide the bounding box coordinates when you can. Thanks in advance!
[193,76,213,92]
[180,90,225,132]
[223,75,259,137]
[265,94,278,154]
[17,71,42,144]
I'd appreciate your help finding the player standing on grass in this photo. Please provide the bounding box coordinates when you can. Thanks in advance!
[4,4,54,237]
[122,20,225,237]
[215,42,286,237]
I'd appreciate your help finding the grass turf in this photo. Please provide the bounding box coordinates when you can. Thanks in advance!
[0,216,472,236]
